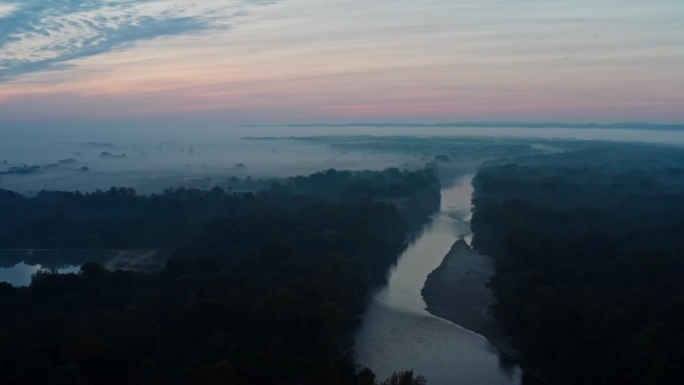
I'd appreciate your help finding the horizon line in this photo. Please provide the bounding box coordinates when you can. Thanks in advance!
[242,121,684,130]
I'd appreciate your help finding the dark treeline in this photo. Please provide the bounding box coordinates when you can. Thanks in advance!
[0,168,438,385]
[0,168,439,249]
[471,144,684,385]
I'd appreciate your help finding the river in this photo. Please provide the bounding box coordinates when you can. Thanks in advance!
[355,174,523,385]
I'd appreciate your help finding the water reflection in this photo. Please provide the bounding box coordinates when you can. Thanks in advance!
[0,262,80,287]
[355,175,522,385]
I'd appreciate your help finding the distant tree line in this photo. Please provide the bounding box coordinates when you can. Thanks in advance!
[0,168,439,249]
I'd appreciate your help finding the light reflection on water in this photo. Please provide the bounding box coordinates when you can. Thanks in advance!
[355,175,522,385]
[0,262,80,287]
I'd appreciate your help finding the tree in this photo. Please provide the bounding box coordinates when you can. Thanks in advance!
[379,370,427,385]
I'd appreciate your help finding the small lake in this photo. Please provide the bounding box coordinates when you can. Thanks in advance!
[355,174,523,385]
[0,250,119,287]
[0,262,80,287]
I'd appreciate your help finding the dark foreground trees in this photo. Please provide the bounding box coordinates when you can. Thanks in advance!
[378,370,427,385]
[471,144,684,385]
[0,168,437,385]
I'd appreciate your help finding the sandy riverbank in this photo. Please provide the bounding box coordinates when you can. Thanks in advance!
[421,239,518,359]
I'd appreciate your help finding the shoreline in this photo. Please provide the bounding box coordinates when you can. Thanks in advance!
[421,239,518,359]
[422,239,556,385]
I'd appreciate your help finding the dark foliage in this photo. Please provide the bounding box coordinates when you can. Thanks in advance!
[0,168,438,385]
[471,145,684,385]
[0,168,439,249]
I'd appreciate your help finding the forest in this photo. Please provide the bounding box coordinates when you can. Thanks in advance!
[471,143,684,385]
[0,168,437,385]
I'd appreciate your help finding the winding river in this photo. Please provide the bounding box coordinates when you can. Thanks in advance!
[355,174,523,385]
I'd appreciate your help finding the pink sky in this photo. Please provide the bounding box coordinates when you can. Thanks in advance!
[1,0,683,125]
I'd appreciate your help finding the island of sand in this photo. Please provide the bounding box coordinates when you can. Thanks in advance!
[421,239,517,358]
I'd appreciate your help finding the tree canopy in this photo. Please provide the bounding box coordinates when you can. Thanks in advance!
[0,168,438,385]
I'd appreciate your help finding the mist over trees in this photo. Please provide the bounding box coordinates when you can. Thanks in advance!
[4,134,684,385]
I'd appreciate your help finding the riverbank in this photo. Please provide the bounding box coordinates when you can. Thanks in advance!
[421,239,518,359]
[355,175,524,385]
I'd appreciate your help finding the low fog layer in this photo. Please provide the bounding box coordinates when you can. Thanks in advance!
[0,129,410,194]
[3,125,683,195]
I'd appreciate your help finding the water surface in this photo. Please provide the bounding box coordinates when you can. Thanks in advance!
[0,262,80,287]
[355,175,522,385]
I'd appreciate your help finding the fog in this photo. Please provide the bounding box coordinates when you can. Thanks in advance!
[3,125,684,384]
[3,124,684,195]
[0,127,411,194]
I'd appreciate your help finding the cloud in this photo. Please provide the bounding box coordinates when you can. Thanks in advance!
[0,0,276,81]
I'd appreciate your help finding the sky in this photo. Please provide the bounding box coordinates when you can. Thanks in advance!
[0,0,683,126]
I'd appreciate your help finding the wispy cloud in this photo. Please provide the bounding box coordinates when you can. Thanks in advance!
[0,0,277,81]
[0,0,682,123]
